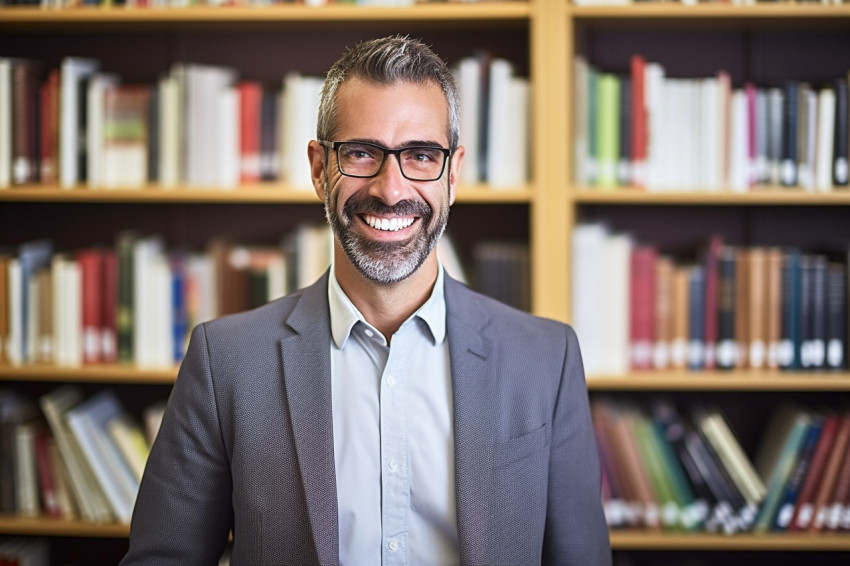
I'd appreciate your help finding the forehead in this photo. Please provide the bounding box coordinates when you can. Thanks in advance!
[334,77,450,146]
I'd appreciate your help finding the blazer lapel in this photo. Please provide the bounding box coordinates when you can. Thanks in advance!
[445,276,497,564]
[279,273,339,565]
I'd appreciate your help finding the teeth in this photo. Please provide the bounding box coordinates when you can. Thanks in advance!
[364,215,415,232]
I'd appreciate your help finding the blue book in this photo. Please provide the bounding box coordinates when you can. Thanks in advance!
[779,250,802,370]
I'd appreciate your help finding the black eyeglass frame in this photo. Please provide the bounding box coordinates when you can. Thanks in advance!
[318,139,452,182]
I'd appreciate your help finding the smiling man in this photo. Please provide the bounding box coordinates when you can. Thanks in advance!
[121,35,611,566]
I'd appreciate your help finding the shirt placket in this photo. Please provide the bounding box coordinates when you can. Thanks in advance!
[380,331,409,566]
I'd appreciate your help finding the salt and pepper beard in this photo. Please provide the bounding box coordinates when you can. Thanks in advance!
[323,178,451,285]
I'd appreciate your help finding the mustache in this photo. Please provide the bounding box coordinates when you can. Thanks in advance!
[342,194,432,219]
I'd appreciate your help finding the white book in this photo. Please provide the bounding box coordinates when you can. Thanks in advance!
[0,59,10,189]
[40,386,113,523]
[281,73,322,191]
[62,259,83,368]
[152,255,174,368]
[644,62,665,191]
[798,89,818,191]
[600,233,632,375]
[815,88,835,192]
[133,237,165,368]
[728,89,749,192]
[87,73,119,189]
[65,391,139,524]
[6,259,22,366]
[571,223,607,376]
[158,74,180,188]
[502,77,529,188]
[60,57,100,189]
[217,87,239,189]
[455,57,482,186]
[699,77,721,191]
[486,59,513,187]
[186,64,236,188]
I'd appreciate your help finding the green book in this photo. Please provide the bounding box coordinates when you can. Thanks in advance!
[596,73,621,189]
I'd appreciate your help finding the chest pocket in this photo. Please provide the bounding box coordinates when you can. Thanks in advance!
[493,423,550,467]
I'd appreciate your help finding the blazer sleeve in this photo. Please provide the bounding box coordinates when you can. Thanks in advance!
[542,324,612,566]
[120,323,233,566]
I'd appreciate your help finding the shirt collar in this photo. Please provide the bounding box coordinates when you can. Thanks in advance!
[328,261,447,349]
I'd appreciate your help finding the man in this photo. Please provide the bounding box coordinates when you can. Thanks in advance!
[121,35,611,566]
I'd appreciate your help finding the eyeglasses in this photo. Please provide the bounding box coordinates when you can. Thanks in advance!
[319,140,451,182]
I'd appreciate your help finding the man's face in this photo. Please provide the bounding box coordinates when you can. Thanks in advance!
[316,78,461,285]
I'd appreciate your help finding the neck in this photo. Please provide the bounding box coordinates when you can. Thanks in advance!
[333,247,439,342]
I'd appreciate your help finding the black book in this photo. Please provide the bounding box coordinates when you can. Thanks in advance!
[688,265,706,370]
[833,79,849,187]
[826,262,847,370]
[781,81,799,187]
[716,247,737,370]
[780,251,802,370]
[808,256,828,370]
[799,255,815,369]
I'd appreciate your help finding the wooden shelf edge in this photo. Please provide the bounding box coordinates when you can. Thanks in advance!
[0,515,130,538]
[0,184,532,204]
[609,531,850,550]
[587,371,850,391]
[572,187,850,205]
[0,2,531,23]
[569,3,850,19]
[0,364,177,384]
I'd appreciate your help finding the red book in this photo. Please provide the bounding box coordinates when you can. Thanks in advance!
[101,249,118,364]
[34,430,61,518]
[76,248,103,364]
[790,414,840,530]
[809,415,850,531]
[238,81,263,184]
[630,54,647,189]
[630,245,656,371]
[41,70,60,184]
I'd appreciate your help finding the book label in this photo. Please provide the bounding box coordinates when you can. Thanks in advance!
[835,157,849,185]
[777,339,794,367]
[749,340,766,369]
[828,339,843,368]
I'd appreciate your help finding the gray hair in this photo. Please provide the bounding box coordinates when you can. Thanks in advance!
[317,35,460,152]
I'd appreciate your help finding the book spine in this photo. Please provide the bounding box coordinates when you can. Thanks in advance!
[833,79,849,186]
[781,80,799,187]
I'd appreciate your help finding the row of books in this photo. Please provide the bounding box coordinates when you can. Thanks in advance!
[594,398,850,535]
[574,55,850,192]
[0,53,529,191]
[470,242,530,312]
[0,225,333,368]
[0,387,165,524]
[572,224,848,376]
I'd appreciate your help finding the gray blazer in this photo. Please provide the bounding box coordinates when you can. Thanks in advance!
[121,273,611,566]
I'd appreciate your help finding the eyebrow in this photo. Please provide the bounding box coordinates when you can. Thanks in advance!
[345,138,449,149]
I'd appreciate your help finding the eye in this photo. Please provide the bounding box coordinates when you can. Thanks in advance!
[341,144,379,161]
[404,148,441,165]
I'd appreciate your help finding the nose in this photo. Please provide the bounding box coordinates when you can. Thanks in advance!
[367,153,414,206]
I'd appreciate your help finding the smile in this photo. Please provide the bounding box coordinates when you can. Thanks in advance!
[362,214,416,232]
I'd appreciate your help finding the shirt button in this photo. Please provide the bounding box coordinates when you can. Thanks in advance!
[388,459,399,472]
[388,539,399,552]
[386,375,396,387]
[364,329,374,338]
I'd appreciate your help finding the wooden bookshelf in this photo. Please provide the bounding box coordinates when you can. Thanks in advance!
[609,531,850,551]
[569,3,850,20]
[0,184,532,204]
[587,372,850,391]
[0,364,177,384]
[0,516,130,538]
[572,188,850,206]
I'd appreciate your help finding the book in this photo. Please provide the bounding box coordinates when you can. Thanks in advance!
[772,415,822,531]
[833,79,849,187]
[65,390,140,524]
[809,415,850,531]
[39,386,112,523]
[60,57,100,188]
[789,413,841,530]
[102,85,150,189]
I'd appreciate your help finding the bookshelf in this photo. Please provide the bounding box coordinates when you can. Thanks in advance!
[0,1,849,564]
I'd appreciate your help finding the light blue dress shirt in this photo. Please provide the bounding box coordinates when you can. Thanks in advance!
[328,264,459,566]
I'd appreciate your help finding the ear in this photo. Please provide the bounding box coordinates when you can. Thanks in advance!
[447,145,465,206]
[308,140,328,201]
